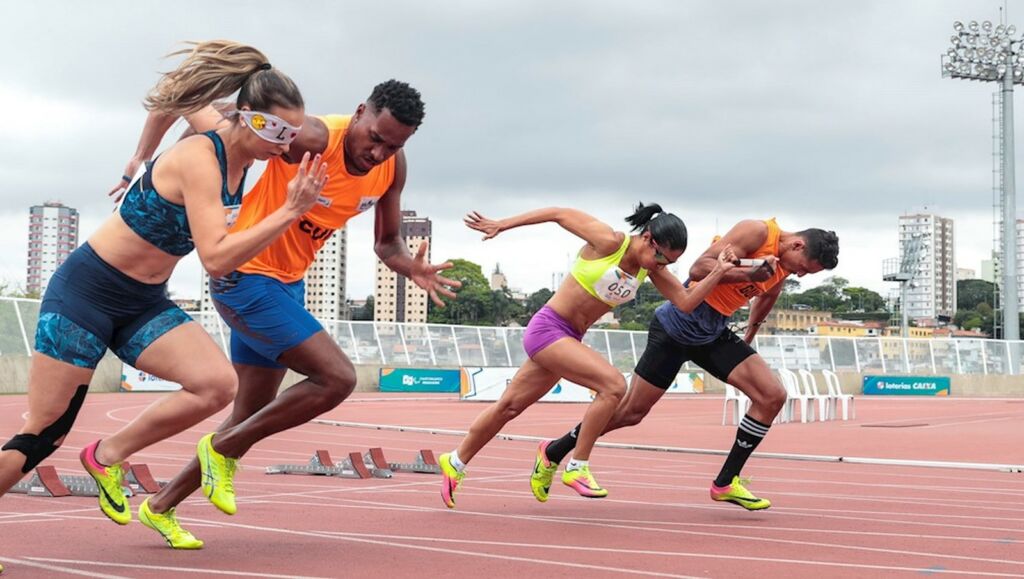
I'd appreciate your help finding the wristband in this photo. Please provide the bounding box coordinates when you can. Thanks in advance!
[121,174,132,183]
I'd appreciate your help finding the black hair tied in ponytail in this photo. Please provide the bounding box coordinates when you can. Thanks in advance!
[625,202,687,252]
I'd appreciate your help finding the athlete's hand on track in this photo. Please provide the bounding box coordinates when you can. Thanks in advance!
[284,152,329,218]
[410,241,462,307]
[746,255,779,282]
[108,158,144,203]
[463,211,503,240]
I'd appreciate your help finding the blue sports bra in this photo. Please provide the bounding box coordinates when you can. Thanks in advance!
[119,131,247,256]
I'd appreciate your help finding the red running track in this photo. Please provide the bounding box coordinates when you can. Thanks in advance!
[0,392,1022,578]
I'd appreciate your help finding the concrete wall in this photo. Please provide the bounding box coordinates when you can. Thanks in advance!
[2,355,1021,398]
[0,356,381,395]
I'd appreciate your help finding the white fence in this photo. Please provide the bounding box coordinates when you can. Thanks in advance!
[1,297,1020,375]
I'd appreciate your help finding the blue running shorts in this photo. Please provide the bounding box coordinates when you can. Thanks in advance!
[210,273,323,368]
[36,243,192,368]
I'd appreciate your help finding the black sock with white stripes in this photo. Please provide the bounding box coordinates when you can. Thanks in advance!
[544,423,582,465]
[714,415,770,487]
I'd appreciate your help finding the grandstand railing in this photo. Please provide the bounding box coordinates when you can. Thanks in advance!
[1,297,1020,375]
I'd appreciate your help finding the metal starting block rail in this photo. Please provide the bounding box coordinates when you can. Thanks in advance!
[9,465,137,498]
[382,448,441,475]
[264,448,441,479]
[265,450,372,479]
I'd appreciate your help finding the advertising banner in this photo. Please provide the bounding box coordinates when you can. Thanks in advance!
[379,368,461,392]
[460,368,705,401]
[120,364,181,392]
[862,376,950,396]
[666,371,705,394]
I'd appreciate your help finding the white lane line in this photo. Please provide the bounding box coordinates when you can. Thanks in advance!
[23,557,332,579]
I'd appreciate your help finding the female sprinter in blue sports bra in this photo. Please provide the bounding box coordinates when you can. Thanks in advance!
[0,41,328,531]
[438,203,736,508]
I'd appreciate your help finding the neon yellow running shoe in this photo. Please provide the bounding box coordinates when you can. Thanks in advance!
[139,497,204,550]
[79,440,131,525]
[438,453,465,509]
[530,440,559,502]
[710,476,771,510]
[561,464,607,498]
[197,432,238,515]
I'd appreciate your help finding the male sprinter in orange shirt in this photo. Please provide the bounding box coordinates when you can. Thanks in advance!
[533,219,838,510]
[113,80,459,548]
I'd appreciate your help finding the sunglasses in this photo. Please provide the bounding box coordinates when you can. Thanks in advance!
[650,238,673,265]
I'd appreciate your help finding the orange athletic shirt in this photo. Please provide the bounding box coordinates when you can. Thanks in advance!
[703,218,789,316]
[231,115,396,283]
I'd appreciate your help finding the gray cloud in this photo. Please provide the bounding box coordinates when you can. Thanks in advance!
[0,0,1011,298]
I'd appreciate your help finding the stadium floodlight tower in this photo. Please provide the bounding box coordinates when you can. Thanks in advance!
[942,19,1021,340]
[883,233,927,337]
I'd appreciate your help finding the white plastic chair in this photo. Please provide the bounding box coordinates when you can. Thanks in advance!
[798,369,832,421]
[778,368,813,423]
[821,369,856,420]
[722,384,750,425]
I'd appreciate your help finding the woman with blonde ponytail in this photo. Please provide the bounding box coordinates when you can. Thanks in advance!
[0,40,327,540]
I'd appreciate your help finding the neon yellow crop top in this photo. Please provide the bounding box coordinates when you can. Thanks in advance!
[570,234,648,307]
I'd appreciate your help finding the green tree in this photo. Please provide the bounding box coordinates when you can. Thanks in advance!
[841,287,886,312]
[351,295,374,321]
[776,278,802,309]
[957,279,996,310]
[427,259,493,325]
[520,288,554,324]
[490,287,525,326]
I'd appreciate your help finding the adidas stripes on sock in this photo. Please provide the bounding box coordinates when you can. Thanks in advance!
[714,414,769,487]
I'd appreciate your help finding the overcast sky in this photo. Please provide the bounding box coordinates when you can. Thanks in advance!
[0,1,1015,300]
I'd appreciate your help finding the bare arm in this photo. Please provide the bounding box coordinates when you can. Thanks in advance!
[649,245,737,313]
[373,152,415,276]
[690,220,778,284]
[109,105,233,200]
[181,145,327,278]
[743,280,783,344]
[374,152,461,306]
[464,207,621,254]
[107,111,178,200]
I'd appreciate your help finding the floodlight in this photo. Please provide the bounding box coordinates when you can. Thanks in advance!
[942,17,1022,340]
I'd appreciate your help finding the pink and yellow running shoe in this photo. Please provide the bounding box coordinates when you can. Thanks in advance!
[710,476,771,510]
[80,440,131,525]
[438,453,465,509]
[561,465,608,498]
[530,440,559,502]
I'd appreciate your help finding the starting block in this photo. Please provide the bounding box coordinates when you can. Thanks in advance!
[123,462,165,494]
[9,465,134,498]
[265,450,370,479]
[361,449,394,478]
[10,466,71,497]
[379,448,441,475]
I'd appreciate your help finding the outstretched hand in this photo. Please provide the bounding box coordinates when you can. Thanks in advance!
[410,240,462,307]
[464,211,503,240]
[108,158,144,203]
[284,152,329,217]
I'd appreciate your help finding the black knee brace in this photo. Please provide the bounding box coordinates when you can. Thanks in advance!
[2,384,88,473]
